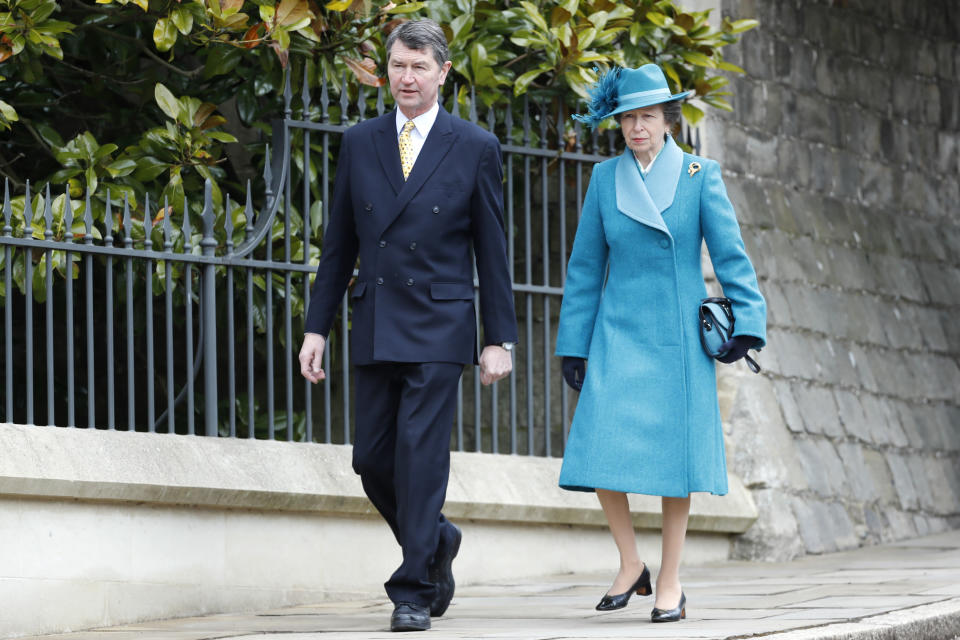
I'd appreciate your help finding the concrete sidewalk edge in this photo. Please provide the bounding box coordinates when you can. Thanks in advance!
[756,597,960,640]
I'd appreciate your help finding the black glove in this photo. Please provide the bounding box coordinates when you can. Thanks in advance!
[562,357,586,391]
[717,335,758,364]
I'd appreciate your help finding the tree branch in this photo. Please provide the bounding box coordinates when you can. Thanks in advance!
[92,26,205,78]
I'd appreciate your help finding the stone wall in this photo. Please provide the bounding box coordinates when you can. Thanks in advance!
[708,0,960,559]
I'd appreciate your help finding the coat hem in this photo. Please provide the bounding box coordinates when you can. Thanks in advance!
[559,482,728,499]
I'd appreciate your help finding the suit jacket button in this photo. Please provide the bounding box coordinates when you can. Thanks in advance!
[409,242,417,250]
[406,278,415,286]
[365,203,373,212]
[376,277,384,285]
[379,240,386,248]
[432,205,440,214]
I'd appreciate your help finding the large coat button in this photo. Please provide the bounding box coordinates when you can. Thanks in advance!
[376,277,384,285]
[432,205,440,214]
[659,238,670,249]
[406,278,415,286]
[365,203,373,212]
[378,240,386,248]
[409,242,417,251]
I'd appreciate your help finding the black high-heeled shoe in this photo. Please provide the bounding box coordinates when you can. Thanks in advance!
[595,565,652,611]
[651,591,686,622]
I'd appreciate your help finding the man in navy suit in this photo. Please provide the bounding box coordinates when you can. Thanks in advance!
[298,19,518,632]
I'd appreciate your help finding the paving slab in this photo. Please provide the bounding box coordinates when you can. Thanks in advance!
[12,531,960,640]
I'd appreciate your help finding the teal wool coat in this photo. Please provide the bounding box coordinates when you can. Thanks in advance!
[555,136,766,498]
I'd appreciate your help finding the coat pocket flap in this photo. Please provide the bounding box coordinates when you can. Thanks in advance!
[430,282,474,300]
[350,282,367,298]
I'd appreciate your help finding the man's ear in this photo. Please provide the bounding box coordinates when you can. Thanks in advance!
[438,60,453,85]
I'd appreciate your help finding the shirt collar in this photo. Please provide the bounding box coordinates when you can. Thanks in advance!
[634,141,665,177]
[396,102,440,138]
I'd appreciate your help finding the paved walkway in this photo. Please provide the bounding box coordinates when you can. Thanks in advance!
[22,531,960,640]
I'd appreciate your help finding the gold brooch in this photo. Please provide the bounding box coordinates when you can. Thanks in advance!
[687,162,701,177]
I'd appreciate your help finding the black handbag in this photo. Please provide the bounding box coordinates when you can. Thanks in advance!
[699,297,761,373]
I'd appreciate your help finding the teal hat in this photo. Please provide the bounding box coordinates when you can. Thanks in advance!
[573,64,692,129]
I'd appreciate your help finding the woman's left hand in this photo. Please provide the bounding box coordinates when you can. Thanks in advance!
[717,336,758,364]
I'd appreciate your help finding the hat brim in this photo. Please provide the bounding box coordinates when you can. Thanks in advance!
[604,90,693,120]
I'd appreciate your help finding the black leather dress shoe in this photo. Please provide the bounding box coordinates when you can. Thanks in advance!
[429,523,462,617]
[595,565,652,611]
[651,592,686,622]
[391,603,431,632]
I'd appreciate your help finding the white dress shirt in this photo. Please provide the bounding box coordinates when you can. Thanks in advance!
[395,102,440,169]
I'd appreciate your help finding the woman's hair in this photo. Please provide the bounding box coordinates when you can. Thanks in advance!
[613,100,683,130]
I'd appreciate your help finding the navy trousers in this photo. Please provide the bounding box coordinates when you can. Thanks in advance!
[352,362,463,607]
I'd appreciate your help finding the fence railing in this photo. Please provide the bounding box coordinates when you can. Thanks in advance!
[0,69,700,456]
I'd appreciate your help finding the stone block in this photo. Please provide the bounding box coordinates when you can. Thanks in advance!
[894,215,946,262]
[885,451,919,510]
[907,125,939,171]
[939,84,960,131]
[915,39,939,77]
[731,488,804,561]
[922,457,960,516]
[883,507,918,541]
[882,302,924,350]
[907,454,940,514]
[833,150,861,201]
[841,108,880,157]
[855,294,896,346]
[868,254,926,300]
[792,498,859,554]
[917,262,960,306]
[937,42,958,80]
[913,306,950,352]
[860,158,896,208]
[922,82,942,126]
[797,94,839,147]
[766,184,800,235]
[776,138,812,189]
[854,19,886,62]
[772,379,805,434]
[802,3,832,48]
[863,348,908,398]
[774,1,804,38]
[845,343,881,394]
[718,124,749,175]
[814,51,842,99]
[862,448,898,506]
[727,374,807,491]
[794,437,832,496]
[937,172,959,217]
[770,331,821,380]
[936,132,959,175]
[860,393,909,448]
[723,176,769,228]
[878,118,911,167]
[790,384,837,436]
[746,132,780,179]
[761,280,791,328]
[740,28,774,81]
[899,402,936,450]
[834,389,871,443]
[813,337,860,389]
[835,442,876,502]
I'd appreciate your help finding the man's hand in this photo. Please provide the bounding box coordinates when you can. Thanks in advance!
[299,332,327,383]
[479,345,513,385]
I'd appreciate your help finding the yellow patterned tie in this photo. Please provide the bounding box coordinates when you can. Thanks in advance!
[399,120,416,180]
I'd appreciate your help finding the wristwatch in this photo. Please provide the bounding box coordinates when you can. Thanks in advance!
[499,342,515,351]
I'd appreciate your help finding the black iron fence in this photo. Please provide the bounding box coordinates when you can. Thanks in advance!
[0,70,698,455]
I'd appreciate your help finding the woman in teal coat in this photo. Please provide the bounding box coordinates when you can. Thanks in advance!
[555,64,766,622]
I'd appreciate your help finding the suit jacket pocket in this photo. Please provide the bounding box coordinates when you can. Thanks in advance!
[430,282,474,300]
[350,282,367,298]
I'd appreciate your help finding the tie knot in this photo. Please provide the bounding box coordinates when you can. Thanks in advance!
[401,120,415,136]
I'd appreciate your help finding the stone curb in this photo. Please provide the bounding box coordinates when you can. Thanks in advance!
[755,597,960,640]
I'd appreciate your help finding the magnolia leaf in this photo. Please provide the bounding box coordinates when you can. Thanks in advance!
[513,67,544,96]
[341,55,385,87]
[171,6,194,35]
[0,99,17,122]
[679,50,715,68]
[276,0,310,27]
[645,12,668,27]
[200,115,228,130]
[154,83,181,121]
[206,131,237,143]
[726,18,759,34]
[106,159,137,177]
[383,1,425,14]
[550,6,571,27]
[717,60,745,74]
[681,102,704,126]
[222,0,244,15]
[324,0,352,10]
[519,1,549,32]
[153,17,177,51]
[132,0,148,11]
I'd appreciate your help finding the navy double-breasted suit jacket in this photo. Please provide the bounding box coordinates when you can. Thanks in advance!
[304,106,518,365]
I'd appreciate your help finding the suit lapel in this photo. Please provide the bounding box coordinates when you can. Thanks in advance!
[374,111,405,195]
[375,106,458,238]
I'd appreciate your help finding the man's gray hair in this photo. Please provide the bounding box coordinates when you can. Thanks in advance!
[385,19,450,68]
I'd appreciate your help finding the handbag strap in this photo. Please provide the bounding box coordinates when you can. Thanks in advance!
[744,354,761,374]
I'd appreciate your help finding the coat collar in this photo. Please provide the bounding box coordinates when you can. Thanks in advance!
[614,135,683,234]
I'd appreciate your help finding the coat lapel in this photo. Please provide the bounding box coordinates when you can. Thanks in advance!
[614,136,683,235]
[374,112,405,195]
